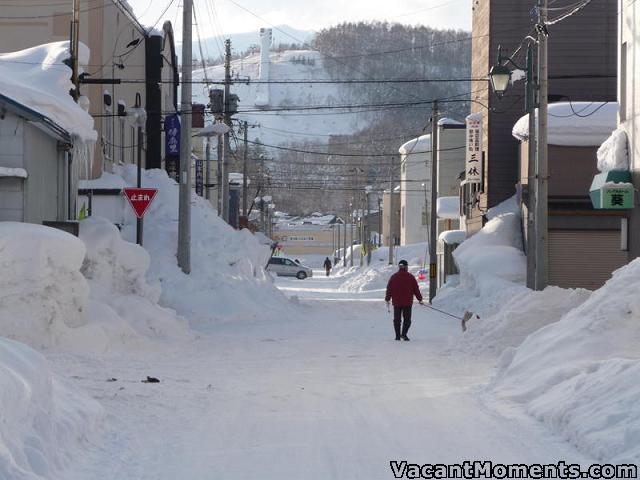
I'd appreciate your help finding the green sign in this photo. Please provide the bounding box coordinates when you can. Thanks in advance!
[601,185,633,209]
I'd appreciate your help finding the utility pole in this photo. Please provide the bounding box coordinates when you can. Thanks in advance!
[216,140,223,214]
[366,188,372,266]
[535,0,549,290]
[388,155,395,265]
[70,0,80,100]
[337,218,341,261]
[525,43,537,289]
[428,101,439,303]
[205,137,211,201]
[360,190,365,267]
[177,0,193,274]
[343,206,347,268]
[350,202,355,267]
[242,121,249,216]
[222,39,232,223]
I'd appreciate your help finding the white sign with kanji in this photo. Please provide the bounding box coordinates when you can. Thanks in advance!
[465,114,483,183]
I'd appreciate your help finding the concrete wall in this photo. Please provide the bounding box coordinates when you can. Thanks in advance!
[620,0,640,259]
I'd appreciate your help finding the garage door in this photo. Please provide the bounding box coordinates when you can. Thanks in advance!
[548,230,628,290]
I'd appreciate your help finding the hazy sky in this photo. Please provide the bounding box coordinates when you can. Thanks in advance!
[127,0,472,39]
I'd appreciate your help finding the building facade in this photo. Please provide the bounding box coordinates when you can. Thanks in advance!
[0,1,179,178]
[620,0,640,260]
[467,0,617,234]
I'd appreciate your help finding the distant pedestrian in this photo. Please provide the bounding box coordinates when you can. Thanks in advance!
[323,257,332,276]
[385,260,423,341]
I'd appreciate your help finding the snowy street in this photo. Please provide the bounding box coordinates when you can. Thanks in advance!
[51,271,592,480]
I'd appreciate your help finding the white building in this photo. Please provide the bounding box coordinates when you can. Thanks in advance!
[620,1,640,260]
[398,119,465,245]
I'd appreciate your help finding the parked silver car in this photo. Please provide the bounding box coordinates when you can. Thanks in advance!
[267,257,313,279]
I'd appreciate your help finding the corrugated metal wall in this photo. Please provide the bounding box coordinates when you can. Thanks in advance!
[548,230,627,290]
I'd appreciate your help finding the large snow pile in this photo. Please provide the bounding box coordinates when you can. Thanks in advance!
[338,243,428,293]
[0,220,191,351]
[434,196,527,317]
[0,222,89,349]
[79,217,191,345]
[512,102,617,147]
[493,259,640,463]
[597,128,629,172]
[116,166,288,326]
[434,196,591,355]
[0,337,102,480]
[0,41,96,141]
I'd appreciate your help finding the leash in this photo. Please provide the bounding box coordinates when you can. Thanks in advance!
[418,302,466,321]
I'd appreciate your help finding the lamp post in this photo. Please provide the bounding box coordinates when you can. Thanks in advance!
[489,38,544,291]
[365,185,372,266]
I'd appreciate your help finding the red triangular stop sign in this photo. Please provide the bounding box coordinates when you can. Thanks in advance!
[123,188,158,219]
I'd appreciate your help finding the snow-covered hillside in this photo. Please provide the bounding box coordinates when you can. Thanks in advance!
[192,50,367,146]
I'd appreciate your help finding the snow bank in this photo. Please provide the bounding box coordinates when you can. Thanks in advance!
[0,222,89,349]
[438,229,465,245]
[433,196,527,320]
[0,337,102,480]
[0,41,97,142]
[493,259,640,463]
[0,219,191,351]
[116,166,288,326]
[597,128,629,172]
[338,243,428,293]
[512,102,617,147]
[79,217,191,344]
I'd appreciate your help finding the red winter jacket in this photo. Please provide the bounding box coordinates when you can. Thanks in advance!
[385,269,423,307]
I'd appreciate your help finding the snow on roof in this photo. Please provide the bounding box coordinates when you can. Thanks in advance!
[78,171,128,190]
[0,167,27,178]
[436,196,459,219]
[399,134,431,155]
[438,117,463,126]
[512,102,618,147]
[466,112,482,122]
[0,41,97,142]
[597,128,629,172]
[438,229,466,245]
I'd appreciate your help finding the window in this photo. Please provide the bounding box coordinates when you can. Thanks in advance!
[421,206,428,226]
[268,258,283,265]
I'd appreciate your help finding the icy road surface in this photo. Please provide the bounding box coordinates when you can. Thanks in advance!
[53,271,592,479]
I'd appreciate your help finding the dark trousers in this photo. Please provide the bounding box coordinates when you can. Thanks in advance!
[393,306,412,337]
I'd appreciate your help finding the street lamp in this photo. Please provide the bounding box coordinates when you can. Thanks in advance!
[489,37,547,291]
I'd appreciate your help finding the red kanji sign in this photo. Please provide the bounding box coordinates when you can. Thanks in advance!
[123,188,158,219]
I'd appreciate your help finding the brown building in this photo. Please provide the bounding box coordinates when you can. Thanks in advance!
[466,0,617,234]
[514,102,627,289]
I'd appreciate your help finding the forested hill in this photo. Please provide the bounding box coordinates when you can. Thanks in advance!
[266,22,472,214]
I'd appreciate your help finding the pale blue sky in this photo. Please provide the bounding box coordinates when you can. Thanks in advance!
[127,0,472,38]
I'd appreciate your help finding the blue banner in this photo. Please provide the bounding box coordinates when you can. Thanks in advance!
[164,114,181,156]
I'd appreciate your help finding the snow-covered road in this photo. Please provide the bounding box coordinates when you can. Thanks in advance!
[52,271,593,479]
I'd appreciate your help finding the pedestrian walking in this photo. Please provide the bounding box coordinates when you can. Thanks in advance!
[323,257,332,277]
[385,260,423,341]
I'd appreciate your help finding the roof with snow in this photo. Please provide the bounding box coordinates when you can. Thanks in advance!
[512,102,618,147]
[399,134,431,155]
[0,42,97,142]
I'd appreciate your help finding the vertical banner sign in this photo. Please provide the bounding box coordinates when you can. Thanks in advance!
[195,158,204,196]
[164,114,181,182]
[465,114,482,183]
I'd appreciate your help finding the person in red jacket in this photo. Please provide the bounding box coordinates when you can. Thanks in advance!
[385,259,423,341]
